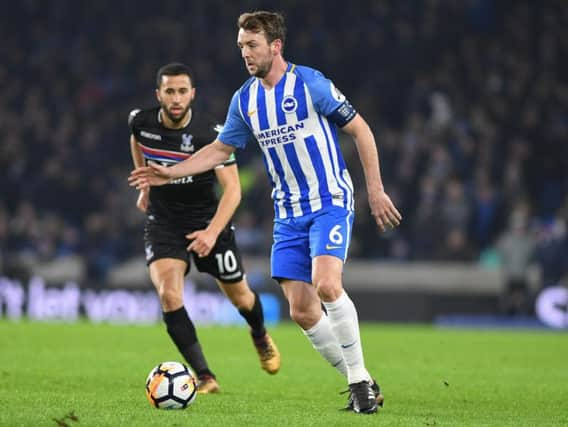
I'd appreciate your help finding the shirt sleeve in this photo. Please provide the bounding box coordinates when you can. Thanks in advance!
[128,109,141,133]
[205,122,236,168]
[217,91,253,149]
[302,69,357,127]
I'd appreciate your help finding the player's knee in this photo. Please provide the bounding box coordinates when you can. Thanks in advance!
[313,277,342,302]
[157,285,183,310]
[154,272,183,309]
[152,265,184,305]
[289,306,319,329]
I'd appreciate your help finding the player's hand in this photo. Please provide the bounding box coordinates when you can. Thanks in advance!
[136,189,149,213]
[369,190,402,232]
[186,229,219,258]
[128,162,172,190]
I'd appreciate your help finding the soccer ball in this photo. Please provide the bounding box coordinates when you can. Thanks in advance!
[145,361,197,409]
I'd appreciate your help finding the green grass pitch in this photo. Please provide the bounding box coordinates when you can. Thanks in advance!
[1,320,567,426]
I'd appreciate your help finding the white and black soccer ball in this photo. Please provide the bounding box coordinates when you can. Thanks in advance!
[145,361,197,409]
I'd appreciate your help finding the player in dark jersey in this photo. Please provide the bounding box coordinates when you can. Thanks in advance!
[129,63,280,394]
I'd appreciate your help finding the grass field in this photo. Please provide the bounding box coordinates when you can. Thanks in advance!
[1,320,567,426]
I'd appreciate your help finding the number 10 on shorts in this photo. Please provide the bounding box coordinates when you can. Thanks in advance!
[215,250,238,274]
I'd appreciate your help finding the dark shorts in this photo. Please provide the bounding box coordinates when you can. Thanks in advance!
[144,219,245,283]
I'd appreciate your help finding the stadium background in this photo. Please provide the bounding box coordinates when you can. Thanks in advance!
[1,0,567,327]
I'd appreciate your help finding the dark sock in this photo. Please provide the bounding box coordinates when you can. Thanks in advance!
[238,291,266,339]
[163,307,215,378]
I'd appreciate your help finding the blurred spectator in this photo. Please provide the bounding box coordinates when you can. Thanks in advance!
[441,178,470,234]
[411,176,443,260]
[434,228,475,262]
[534,215,568,288]
[495,204,536,315]
[470,170,504,251]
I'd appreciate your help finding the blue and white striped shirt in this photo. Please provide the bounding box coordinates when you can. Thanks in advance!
[219,63,356,219]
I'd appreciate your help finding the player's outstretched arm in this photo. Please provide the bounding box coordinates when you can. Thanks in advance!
[342,114,402,232]
[128,140,235,190]
[187,163,241,257]
[129,135,150,212]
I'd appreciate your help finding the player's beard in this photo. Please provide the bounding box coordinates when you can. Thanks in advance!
[252,56,273,78]
[162,103,191,124]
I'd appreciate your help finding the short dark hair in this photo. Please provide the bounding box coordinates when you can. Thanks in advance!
[238,11,286,48]
[156,63,194,88]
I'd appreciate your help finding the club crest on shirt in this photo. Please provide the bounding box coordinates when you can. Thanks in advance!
[180,133,195,152]
[281,96,298,113]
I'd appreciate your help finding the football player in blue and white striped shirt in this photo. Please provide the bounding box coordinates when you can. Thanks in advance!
[130,10,401,414]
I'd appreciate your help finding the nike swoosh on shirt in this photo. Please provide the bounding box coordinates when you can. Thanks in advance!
[341,341,357,349]
[247,109,257,116]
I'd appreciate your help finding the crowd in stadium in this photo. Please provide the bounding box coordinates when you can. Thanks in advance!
[1,0,567,289]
